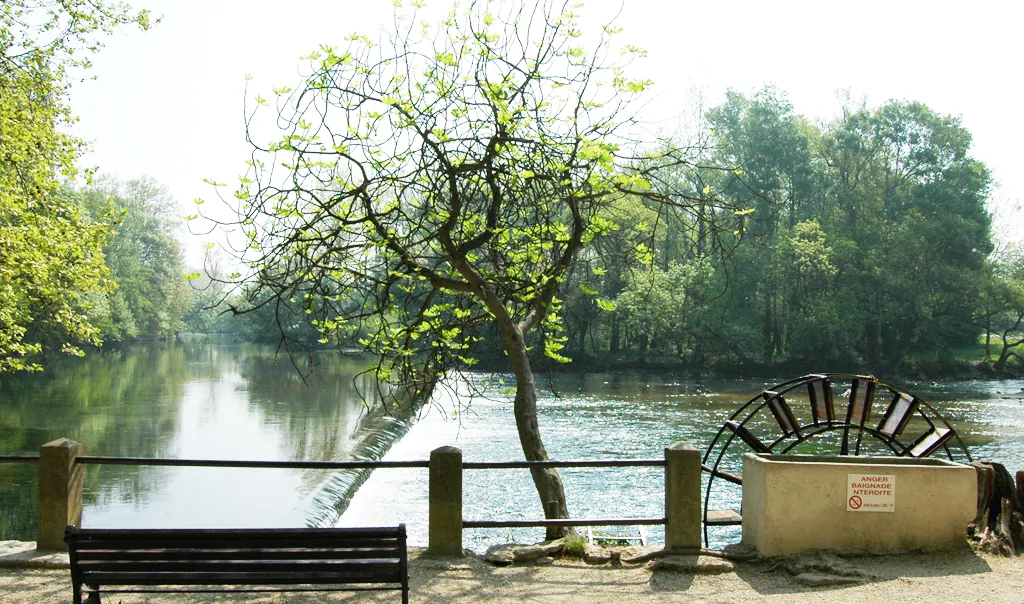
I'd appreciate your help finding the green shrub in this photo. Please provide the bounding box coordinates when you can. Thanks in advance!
[562,535,587,558]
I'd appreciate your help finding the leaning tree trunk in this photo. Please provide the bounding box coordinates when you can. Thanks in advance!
[501,322,576,540]
[969,461,1024,556]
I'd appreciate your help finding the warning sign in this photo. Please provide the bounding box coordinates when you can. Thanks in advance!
[847,473,895,512]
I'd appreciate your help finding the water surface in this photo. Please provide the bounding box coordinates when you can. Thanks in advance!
[1,341,1021,550]
[0,340,412,539]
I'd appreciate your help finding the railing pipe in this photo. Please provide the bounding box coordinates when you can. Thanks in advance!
[464,517,665,528]
[75,456,429,469]
[463,459,663,469]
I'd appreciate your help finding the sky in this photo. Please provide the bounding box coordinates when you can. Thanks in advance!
[69,0,1023,264]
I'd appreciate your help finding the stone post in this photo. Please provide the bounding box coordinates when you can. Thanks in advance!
[664,440,701,549]
[428,445,463,556]
[37,438,84,550]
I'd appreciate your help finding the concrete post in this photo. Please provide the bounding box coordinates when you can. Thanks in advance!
[427,445,463,556]
[37,438,84,550]
[664,440,701,549]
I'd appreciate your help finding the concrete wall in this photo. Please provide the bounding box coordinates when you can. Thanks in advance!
[742,454,976,557]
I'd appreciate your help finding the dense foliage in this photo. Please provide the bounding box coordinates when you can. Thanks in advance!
[560,88,1009,374]
[79,176,191,341]
[0,1,152,371]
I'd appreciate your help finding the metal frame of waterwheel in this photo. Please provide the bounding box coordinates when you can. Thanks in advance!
[700,373,973,547]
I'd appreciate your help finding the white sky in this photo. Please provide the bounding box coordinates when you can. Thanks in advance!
[70,0,1023,265]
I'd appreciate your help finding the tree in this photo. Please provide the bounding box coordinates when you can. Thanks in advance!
[202,0,727,535]
[0,2,153,371]
[983,249,1024,372]
[705,88,817,361]
[819,101,992,370]
[79,176,190,341]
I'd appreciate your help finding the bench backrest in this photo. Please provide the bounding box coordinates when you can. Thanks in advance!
[65,525,407,588]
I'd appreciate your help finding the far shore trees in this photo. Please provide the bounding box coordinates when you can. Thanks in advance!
[201,0,731,535]
[79,176,191,341]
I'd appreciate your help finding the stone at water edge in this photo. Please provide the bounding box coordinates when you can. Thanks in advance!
[484,540,564,565]
[513,540,564,561]
[645,555,735,574]
[484,544,519,566]
[583,545,614,565]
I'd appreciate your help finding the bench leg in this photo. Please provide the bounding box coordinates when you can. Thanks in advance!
[84,585,102,604]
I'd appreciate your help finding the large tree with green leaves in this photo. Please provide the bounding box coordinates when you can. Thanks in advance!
[203,0,726,533]
[0,1,152,371]
[818,100,992,370]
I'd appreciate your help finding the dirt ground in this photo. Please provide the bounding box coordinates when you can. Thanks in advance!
[1,546,1022,603]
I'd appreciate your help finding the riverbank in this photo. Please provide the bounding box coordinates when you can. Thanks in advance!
[2,543,1022,603]
[513,354,1024,382]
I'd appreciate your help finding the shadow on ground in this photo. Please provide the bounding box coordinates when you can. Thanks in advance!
[731,547,993,596]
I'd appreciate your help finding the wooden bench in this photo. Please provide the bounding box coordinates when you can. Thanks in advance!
[64,524,408,604]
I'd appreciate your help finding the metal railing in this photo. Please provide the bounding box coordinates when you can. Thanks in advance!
[75,457,429,470]
[72,455,674,530]
[0,456,39,463]
[14,438,706,551]
[460,458,667,529]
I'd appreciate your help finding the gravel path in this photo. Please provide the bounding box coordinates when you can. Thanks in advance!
[1,547,1022,603]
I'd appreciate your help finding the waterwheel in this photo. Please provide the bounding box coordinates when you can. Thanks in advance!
[700,373,972,546]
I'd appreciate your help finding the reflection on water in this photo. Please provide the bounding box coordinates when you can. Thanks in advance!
[0,340,412,539]
[2,343,1022,550]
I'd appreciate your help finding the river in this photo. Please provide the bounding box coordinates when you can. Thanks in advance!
[1,340,1021,550]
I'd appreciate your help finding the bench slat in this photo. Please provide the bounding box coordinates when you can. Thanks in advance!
[78,560,400,574]
[72,527,401,538]
[71,537,401,550]
[76,548,401,562]
[79,570,403,586]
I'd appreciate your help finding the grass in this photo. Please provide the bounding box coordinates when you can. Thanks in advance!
[562,535,587,558]
[904,339,989,364]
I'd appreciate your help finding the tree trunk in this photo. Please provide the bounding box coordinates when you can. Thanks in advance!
[995,348,1009,373]
[762,296,774,362]
[696,209,705,258]
[499,321,575,540]
[970,461,1024,556]
[984,312,991,360]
